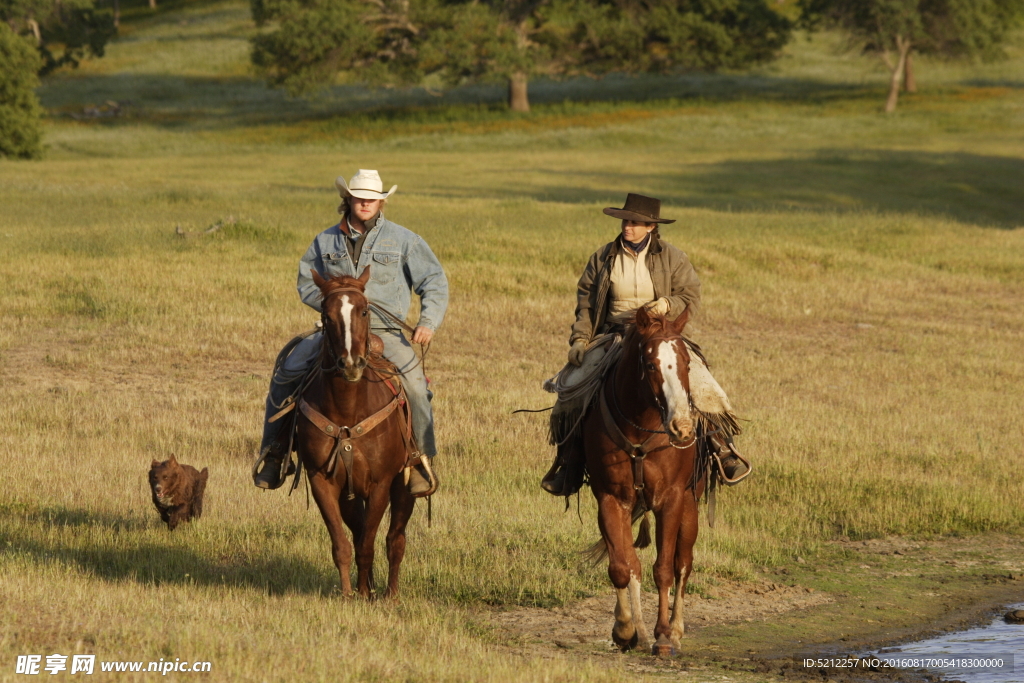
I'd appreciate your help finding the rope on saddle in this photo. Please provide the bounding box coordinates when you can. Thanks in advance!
[543,334,623,446]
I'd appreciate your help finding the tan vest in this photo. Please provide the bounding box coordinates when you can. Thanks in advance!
[607,239,655,324]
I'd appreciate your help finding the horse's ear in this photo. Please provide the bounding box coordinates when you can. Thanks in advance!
[635,304,653,334]
[670,306,691,335]
[357,266,371,286]
[311,269,326,289]
[151,459,160,469]
[168,454,177,464]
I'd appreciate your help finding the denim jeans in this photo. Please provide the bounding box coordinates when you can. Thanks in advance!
[260,331,435,457]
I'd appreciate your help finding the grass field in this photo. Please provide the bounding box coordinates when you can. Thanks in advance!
[2,4,1024,681]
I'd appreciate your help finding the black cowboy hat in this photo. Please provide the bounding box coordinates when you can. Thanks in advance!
[603,193,676,224]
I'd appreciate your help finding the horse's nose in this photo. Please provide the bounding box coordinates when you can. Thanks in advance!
[342,355,366,382]
[343,354,366,370]
[669,416,694,442]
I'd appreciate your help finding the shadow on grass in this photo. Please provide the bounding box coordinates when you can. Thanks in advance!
[38,71,876,129]
[496,149,1024,229]
[1,502,337,595]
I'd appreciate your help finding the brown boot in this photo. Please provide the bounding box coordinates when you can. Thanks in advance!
[541,439,585,497]
[408,458,437,497]
[253,448,295,490]
[541,455,567,495]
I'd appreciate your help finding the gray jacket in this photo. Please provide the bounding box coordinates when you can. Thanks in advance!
[297,214,448,332]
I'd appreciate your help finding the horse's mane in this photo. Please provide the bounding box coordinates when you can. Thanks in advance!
[622,312,676,345]
[622,313,708,366]
[320,274,367,297]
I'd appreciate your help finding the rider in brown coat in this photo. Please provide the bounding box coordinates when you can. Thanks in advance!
[542,193,748,495]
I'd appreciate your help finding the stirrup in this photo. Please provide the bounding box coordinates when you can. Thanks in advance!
[252,447,295,490]
[712,442,752,486]
[404,454,438,498]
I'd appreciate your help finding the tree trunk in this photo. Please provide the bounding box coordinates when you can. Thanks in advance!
[149,0,157,9]
[113,0,120,27]
[28,19,42,45]
[903,51,917,93]
[884,36,911,113]
[508,72,529,112]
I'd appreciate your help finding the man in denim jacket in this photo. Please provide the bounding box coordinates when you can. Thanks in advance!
[253,169,448,495]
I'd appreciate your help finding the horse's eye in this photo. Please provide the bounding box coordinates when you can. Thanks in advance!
[645,362,656,372]
[361,309,368,317]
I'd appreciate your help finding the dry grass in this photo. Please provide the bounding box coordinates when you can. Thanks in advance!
[2,10,1024,681]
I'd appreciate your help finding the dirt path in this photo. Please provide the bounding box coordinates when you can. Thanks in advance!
[487,578,831,653]
[480,535,1024,681]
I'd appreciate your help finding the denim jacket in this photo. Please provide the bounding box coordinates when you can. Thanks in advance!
[297,214,449,332]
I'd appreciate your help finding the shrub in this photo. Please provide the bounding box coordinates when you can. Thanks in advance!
[0,23,44,159]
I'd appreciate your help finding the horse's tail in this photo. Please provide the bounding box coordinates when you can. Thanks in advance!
[581,502,650,565]
[582,538,609,566]
[634,509,652,549]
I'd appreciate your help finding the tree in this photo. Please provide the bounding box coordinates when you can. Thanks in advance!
[0,22,43,158]
[251,0,792,111]
[800,0,1024,112]
[1,0,116,75]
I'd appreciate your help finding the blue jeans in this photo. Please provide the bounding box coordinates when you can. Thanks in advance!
[260,331,436,457]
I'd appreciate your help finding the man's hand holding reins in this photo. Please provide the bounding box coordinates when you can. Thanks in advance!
[568,339,587,366]
[412,326,434,345]
[645,297,670,316]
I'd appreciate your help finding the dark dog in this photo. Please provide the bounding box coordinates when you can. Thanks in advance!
[148,455,208,530]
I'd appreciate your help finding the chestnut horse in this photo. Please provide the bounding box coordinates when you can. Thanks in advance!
[583,305,704,656]
[296,268,417,598]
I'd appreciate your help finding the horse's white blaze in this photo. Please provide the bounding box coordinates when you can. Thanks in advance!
[340,295,354,360]
[656,340,689,423]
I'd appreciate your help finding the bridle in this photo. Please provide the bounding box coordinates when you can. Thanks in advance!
[609,334,697,449]
[319,286,369,375]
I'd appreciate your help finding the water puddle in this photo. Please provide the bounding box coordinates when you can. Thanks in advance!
[864,603,1023,682]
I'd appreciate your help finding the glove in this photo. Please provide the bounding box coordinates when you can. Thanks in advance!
[567,339,588,367]
[645,297,670,316]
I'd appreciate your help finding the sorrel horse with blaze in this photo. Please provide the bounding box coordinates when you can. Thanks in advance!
[297,268,417,598]
[583,305,704,656]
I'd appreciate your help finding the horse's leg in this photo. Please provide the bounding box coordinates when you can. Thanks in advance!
[598,493,651,651]
[652,497,683,657]
[384,472,415,600]
[351,485,389,599]
[670,493,699,649]
[308,473,354,596]
[626,556,653,652]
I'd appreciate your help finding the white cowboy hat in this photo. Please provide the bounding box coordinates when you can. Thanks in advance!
[335,169,397,200]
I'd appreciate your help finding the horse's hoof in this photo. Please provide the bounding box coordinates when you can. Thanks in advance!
[612,629,639,652]
[652,637,676,658]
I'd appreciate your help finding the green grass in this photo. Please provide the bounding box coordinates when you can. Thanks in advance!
[2,4,1024,681]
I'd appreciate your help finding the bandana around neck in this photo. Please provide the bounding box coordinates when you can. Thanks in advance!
[623,233,651,253]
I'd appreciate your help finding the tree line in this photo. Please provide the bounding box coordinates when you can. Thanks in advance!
[2,0,1023,157]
